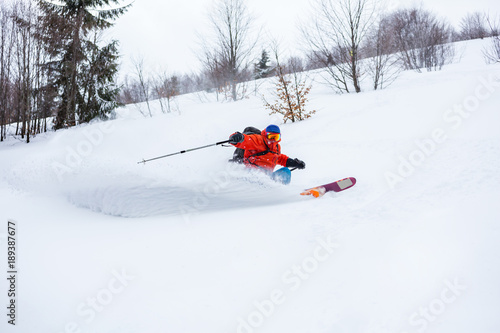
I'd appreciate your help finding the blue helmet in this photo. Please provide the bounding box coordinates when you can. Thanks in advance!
[265,125,280,134]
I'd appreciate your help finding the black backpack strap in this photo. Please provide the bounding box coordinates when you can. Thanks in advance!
[245,145,280,168]
[248,149,273,158]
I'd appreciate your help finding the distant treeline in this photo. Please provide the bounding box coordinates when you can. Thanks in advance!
[1,0,499,143]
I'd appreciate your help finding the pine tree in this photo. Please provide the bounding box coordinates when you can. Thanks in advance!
[38,0,129,129]
[78,35,121,122]
[254,49,272,79]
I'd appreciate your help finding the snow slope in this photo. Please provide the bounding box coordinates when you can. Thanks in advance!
[1,39,499,333]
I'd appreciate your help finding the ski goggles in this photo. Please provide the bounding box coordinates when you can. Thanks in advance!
[266,132,281,142]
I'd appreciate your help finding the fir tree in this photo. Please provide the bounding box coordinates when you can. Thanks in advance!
[78,35,121,122]
[254,49,272,79]
[38,0,129,129]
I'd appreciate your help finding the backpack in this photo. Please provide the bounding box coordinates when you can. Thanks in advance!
[229,126,261,163]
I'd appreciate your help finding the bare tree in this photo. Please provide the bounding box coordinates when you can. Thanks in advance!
[153,70,179,113]
[302,0,377,93]
[483,15,500,63]
[460,12,489,40]
[178,73,199,95]
[363,15,401,90]
[484,37,500,63]
[13,0,34,141]
[389,7,455,72]
[0,2,14,141]
[132,55,152,117]
[199,0,257,101]
[200,51,228,101]
[10,0,51,143]
[118,74,142,105]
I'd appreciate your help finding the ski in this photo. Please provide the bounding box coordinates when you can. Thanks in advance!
[300,177,357,198]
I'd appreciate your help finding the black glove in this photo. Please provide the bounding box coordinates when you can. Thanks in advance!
[229,132,244,144]
[286,158,306,169]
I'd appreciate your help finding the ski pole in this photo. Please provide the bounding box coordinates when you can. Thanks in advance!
[138,139,232,164]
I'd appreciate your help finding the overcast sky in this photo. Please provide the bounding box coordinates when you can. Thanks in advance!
[109,0,500,79]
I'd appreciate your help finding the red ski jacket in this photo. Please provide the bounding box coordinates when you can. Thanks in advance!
[232,130,289,171]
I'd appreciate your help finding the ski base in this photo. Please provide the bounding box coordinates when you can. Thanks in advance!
[301,177,356,198]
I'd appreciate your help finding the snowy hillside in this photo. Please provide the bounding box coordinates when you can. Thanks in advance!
[1,39,500,333]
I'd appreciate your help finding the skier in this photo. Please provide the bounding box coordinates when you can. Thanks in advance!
[228,125,305,184]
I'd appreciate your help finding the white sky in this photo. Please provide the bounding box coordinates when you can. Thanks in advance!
[109,0,500,79]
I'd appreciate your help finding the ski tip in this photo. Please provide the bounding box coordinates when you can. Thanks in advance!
[335,177,356,191]
[300,186,326,198]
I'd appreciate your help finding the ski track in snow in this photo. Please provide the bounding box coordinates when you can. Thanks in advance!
[66,175,304,218]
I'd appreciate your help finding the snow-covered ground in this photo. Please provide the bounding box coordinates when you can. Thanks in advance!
[1,39,499,333]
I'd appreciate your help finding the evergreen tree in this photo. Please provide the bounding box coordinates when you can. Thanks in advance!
[78,35,121,122]
[37,0,129,129]
[254,49,272,79]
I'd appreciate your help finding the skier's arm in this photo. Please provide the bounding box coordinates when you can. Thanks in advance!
[277,154,289,167]
[229,132,259,150]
